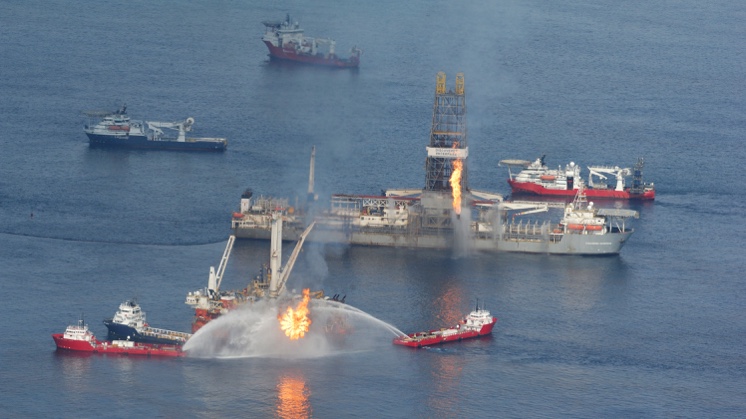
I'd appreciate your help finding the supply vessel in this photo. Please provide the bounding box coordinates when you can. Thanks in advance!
[83,105,227,151]
[262,14,361,68]
[53,320,185,357]
[393,303,497,348]
[103,300,192,346]
[500,155,655,200]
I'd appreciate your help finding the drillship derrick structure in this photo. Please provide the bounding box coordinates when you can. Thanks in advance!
[420,72,469,230]
[424,72,468,193]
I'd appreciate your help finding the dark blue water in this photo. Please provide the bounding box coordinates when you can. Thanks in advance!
[1,0,744,417]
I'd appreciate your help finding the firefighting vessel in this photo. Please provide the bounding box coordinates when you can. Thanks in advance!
[393,303,497,348]
[103,300,192,345]
[52,320,185,357]
[262,14,361,68]
[83,105,227,151]
[186,216,317,332]
[500,156,655,200]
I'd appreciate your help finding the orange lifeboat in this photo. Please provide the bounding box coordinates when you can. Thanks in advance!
[232,212,245,219]
[567,224,603,231]
[540,175,556,181]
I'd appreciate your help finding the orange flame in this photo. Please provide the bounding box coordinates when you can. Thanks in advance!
[449,158,463,215]
[279,288,312,340]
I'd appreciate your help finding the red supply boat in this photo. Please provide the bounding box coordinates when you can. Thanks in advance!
[52,320,185,358]
[500,156,655,200]
[393,304,497,348]
[262,14,361,68]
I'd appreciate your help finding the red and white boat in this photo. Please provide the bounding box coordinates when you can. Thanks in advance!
[52,320,185,357]
[393,304,497,348]
[262,14,361,68]
[500,156,655,200]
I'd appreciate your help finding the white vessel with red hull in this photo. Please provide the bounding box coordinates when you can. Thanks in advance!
[262,14,361,68]
[394,303,497,348]
[501,156,655,200]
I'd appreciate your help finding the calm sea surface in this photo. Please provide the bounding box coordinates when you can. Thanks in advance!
[1,1,744,417]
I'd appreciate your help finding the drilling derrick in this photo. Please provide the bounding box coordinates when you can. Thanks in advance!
[424,72,468,192]
[419,72,469,230]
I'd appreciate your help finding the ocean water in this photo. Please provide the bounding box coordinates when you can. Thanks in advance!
[1,0,744,417]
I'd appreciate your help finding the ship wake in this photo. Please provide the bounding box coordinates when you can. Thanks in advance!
[183,297,404,359]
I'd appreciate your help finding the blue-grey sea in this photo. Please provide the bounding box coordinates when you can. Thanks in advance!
[1,1,744,417]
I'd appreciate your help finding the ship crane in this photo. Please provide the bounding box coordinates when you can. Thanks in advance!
[208,235,235,298]
[147,117,194,142]
[313,37,336,56]
[587,166,632,191]
[268,213,316,298]
[184,235,235,312]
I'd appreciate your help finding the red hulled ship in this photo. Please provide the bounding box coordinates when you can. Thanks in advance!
[393,303,497,348]
[52,320,185,357]
[500,156,655,200]
[262,14,361,68]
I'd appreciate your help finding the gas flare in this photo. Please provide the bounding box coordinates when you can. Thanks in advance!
[279,288,312,340]
[449,158,463,215]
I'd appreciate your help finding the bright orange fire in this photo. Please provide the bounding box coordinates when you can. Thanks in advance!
[449,158,463,215]
[278,288,312,340]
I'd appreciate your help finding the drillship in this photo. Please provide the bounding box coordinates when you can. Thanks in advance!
[232,73,639,255]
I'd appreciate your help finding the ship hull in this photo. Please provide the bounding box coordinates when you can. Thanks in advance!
[232,227,302,241]
[103,320,187,346]
[86,133,226,151]
[393,319,496,348]
[52,334,184,357]
[264,42,359,68]
[238,220,633,255]
[509,179,655,200]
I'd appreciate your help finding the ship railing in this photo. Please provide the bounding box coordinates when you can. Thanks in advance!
[232,218,271,229]
[142,327,193,340]
[501,221,562,243]
[330,209,360,217]
[355,224,409,234]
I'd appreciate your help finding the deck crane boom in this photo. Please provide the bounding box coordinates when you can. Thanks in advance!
[587,166,632,191]
[208,235,235,297]
[147,117,194,142]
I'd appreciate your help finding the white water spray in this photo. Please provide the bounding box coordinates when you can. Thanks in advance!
[183,297,406,359]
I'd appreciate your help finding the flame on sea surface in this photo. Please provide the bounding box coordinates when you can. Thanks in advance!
[279,289,312,340]
[449,158,463,215]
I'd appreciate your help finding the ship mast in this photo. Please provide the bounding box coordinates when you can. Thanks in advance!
[307,145,316,202]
